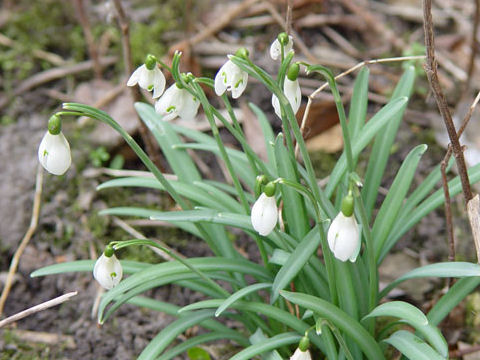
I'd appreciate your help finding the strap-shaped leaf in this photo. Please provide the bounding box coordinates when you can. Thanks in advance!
[348,67,369,139]
[325,97,408,198]
[138,310,216,359]
[271,226,321,303]
[379,162,480,262]
[373,144,428,261]
[249,103,276,170]
[384,330,445,360]
[280,291,385,359]
[229,332,301,360]
[380,262,480,298]
[215,283,272,317]
[135,102,201,182]
[362,66,416,217]
[30,259,147,277]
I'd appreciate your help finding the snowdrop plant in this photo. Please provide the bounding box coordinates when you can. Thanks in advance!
[127,54,166,99]
[32,33,480,360]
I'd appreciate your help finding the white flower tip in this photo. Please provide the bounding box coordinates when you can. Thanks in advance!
[251,193,278,236]
[38,131,72,175]
[93,253,123,290]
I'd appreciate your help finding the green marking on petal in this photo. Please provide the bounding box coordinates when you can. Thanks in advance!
[222,71,227,84]
[110,272,117,278]
[43,150,48,157]
[166,106,176,113]
[148,85,154,91]
[234,79,243,88]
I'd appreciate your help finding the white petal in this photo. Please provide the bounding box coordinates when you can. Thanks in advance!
[251,193,278,236]
[272,94,281,118]
[93,253,123,290]
[328,212,360,262]
[231,69,248,99]
[284,78,301,114]
[214,62,228,96]
[290,348,312,360]
[38,131,71,175]
[138,65,154,90]
[284,35,294,53]
[151,67,166,99]
[155,85,180,120]
[127,65,142,86]
[270,38,282,60]
[177,90,200,121]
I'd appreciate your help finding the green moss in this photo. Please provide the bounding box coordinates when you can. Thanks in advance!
[309,150,339,179]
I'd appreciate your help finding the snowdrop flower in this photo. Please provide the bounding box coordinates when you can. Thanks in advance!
[251,182,278,236]
[93,246,123,290]
[290,336,312,360]
[270,32,293,60]
[127,54,166,99]
[290,348,312,360]
[327,194,361,262]
[272,63,301,118]
[38,115,71,176]
[155,83,200,121]
[214,54,248,99]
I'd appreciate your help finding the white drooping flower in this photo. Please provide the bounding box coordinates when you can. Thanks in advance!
[93,252,123,290]
[155,84,200,121]
[327,212,361,262]
[251,193,278,236]
[290,348,312,360]
[214,58,248,99]
[127,64,166,99]
[270,34,293,60]
[38,131,72,175]
[272,77,301,118]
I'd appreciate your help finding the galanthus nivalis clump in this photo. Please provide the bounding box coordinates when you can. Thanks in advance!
[214,49,249,99]
[38,115,71,176]
[127,54,166,99]
[93,246,123,290]
[155,83,200,122]
[327,194,361,262]
[251,182,278,236]
[272,63,302,118]
[270,32,293,60]
[290,336,312,360]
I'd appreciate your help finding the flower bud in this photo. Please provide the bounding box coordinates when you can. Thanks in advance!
[47,115,61,135]
[287,63,300,81]
[327,209,361,262]
[145,54,157,70]
[93,249,123,290]
[251,193,278,236]
[38,129,71,176]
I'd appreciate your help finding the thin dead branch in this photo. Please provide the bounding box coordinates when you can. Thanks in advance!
[423,0,473,203]
[465,0,480,93]
[0,164,43,315]
[0,291,77,328]
[112,0,165,172]
[73,0,102,79]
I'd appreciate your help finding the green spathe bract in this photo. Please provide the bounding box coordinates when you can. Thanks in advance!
[32,41,480,360]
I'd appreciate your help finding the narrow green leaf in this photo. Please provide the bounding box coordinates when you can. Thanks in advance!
[138,310,216,359]
[274,134,309,240]
[428,277,480,326]
[348,66,369,139]
[215,283,272,317]
[380,262,480,299]
[31,260,147,277]
[249,328,283,360]
[384,330,445,360]
[174,143,254,189]
[326,97,408,198]
[373,144,428,261]
[364,301,428,327]
[379,162,480,262]
[280,291,385,359]
[229,333,301,360]
[186,347,211,360]
[135,102,201,182]
[362,66,416,217]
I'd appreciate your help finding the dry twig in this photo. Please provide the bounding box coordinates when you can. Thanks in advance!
[0,164,44,315]
[111,0,164,172]
[0,291,77,329]
[423,0,473,203]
